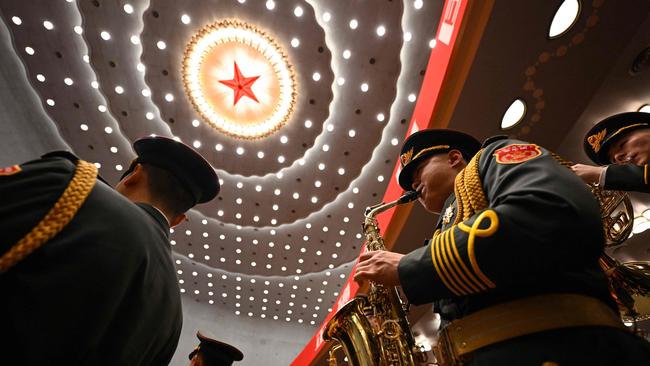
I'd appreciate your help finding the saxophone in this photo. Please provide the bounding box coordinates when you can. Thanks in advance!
[323,191,427,366]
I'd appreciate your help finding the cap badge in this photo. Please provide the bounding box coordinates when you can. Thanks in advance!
[400,148,414,167]
[493,144,542,164]
[587,129,607,153]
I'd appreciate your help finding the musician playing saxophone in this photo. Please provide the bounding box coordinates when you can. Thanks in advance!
[572,111,650,192]
[354,128,650,365]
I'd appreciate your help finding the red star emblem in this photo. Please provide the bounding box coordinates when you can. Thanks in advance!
[218,62,261,106]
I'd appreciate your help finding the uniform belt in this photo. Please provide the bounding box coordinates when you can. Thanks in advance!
[433,293,625,366]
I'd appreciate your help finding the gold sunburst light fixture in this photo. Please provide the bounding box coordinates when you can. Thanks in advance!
[182,19,297,139]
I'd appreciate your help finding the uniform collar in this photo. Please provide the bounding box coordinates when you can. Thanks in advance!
[136,203,171,237]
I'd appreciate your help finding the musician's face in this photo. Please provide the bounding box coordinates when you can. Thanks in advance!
[608,128,650,165]
[410,150,465,213]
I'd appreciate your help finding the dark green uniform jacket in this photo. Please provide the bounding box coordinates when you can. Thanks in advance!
[604,164,650,192]
[0,154,182,365]
[398,138,650,365]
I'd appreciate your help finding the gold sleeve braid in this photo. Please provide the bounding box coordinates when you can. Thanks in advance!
[430,149,497,295]
[0,160,98,273]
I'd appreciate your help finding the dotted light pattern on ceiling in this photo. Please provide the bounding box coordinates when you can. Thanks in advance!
[1,0,442,325]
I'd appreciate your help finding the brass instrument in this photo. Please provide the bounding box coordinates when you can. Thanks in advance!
[586,184,650,323]
[324,191,427,365]
[554,154,650,322]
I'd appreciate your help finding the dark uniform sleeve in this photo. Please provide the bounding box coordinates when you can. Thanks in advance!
[398,140,604,305]
[603,164,650,193]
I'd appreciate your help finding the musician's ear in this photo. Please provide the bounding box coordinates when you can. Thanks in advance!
[447,149,464,168]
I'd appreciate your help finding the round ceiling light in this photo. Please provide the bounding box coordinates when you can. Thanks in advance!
[182,19,296,139]
[501,98,527,129]
[548,0,581,39]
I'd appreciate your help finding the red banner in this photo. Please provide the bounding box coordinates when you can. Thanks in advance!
[290,1,469,364]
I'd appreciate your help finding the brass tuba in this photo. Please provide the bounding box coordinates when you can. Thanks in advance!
[323,191,428,365]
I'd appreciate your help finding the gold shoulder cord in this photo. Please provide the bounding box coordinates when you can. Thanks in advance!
[453,149,488,224]
[0,160,98,273]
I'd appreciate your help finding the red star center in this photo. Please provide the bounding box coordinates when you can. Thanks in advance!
[218,62,261,106]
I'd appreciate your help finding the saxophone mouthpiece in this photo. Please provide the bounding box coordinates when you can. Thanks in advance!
[398,190,420,204]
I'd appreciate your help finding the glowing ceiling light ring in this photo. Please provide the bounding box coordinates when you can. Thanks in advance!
[182,19,297,139]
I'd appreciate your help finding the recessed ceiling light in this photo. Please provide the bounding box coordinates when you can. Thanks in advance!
[342,49,351,59]
[11,16,22,25]
[322,144,330,151]
[376,25,386,37]
[429,39,437,48]
[123,4,134,14]
[130,35,140,45]
[548,0,580,39]
[257,151,265,159]
[25,47,34,55]
[100,31,111,40]
[98,105,107,112]
[277,155,285,163]
[193,141,201,148]
[291,38,300,47]
[63,78,73,86]
[294,6,303,17]
[304,119,312,128]
[74,26,83,35]
[322,12,331,22]
[404,32,412,42]
[115,86,124,94]
[236,147,244,155]
[104,126,113,134]
[376,113,385,122]
[91,81,99,89]
[312,72,321,81]
[266,0,275,10]
[360,83,369,92]
[43,21,54,30]
[501,98,527,129]
[408,93,416,102]
[349,19,358,29]
[136,63,145,72]
[348,129,356,137]
[46,99,55,106]
[142,89,151,97]
[215,144,223,151]
[165,93,174,102]
[181,14,191,24]
[157,40,166,50]
[337,77,345,86]
[280,135,288,143]
[414,0,424,10]
[146,112,154,120]
[391,138,399,146]
[318,163,325,171]
[338,168,345,175]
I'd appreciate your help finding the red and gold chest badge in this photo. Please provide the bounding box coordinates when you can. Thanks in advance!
[0,165,21,176]
[493,144,542,164]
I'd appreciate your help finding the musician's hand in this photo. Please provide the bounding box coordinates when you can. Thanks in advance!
[570,164,605,185]
[353,250,403,287]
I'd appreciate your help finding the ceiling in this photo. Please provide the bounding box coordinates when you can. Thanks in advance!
[2,0,650,364]
[0,0,443,331]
